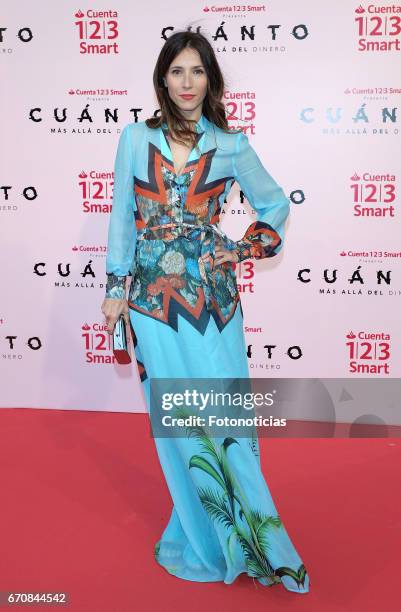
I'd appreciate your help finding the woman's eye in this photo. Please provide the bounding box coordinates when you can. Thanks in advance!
[171,69,204,75]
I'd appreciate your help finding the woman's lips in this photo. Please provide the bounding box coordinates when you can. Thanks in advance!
[179,94,195,99]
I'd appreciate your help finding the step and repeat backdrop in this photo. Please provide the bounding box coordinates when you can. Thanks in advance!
[1,1,400,421]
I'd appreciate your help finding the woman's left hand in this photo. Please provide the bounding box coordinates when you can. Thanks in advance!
[200,244,239,267]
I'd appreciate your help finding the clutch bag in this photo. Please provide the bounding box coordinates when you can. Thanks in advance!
[112,314,132,365]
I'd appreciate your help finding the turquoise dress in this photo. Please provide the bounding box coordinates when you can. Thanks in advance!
[105,114,310,593]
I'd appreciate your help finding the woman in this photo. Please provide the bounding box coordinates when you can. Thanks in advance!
[101,31,310,593]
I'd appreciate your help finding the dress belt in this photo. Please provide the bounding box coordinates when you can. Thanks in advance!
[135,221,238,311]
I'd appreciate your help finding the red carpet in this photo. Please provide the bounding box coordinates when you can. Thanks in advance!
[0,408,399,612]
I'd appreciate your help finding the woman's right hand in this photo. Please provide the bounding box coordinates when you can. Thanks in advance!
[101,297,130,336]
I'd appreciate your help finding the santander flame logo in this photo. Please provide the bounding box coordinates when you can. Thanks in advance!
[79,171,88,178]
[346,331,356,339]
[350,172,360,181]
[75,10,84,18]
[82,323,91,331]
[355,5,365,14]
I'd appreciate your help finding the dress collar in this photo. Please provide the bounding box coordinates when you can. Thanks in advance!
[160,112,208,178]
[194,112,207,133]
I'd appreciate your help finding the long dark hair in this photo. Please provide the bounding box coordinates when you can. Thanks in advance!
[146,30,239,146]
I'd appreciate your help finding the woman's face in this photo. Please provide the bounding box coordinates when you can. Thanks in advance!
[164,47,208,117]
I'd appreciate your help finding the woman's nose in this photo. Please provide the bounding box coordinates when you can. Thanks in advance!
[183,72,193,87]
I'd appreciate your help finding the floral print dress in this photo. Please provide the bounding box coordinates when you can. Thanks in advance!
[105,113,310,593]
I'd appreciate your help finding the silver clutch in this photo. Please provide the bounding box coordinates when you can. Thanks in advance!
[112,314,131,365]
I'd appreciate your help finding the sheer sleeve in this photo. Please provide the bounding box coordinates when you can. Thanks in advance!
[232,131,290,262]
[105,124,137,299]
